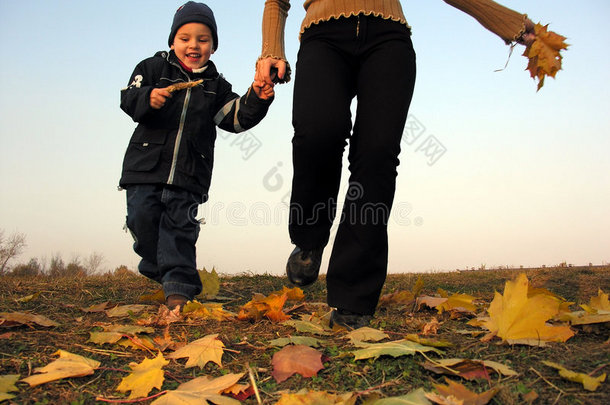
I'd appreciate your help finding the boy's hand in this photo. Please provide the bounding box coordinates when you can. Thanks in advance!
[150,88,172,109]
[252,80,275,100]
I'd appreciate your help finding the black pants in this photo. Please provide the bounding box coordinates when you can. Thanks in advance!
[126,184,202,299]
[290,15,416,315]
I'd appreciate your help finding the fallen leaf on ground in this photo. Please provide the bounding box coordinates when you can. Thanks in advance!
[422,318,441,335]
[351,339,443,361]
[422,358,517,380]
[116,352,168,399]
[437,290,478,314]
[581,289,610,313]
[151,372,243,405]
[345,327,389,346]
[183,300,235,321]
[21,350,100,387]
[427,378,500,405]
[137,304,183,327]
[0,311,59,328]
[480,273,574,345]
[274,389,356,404]
[15,292,42,303]
[272,345,324,383]
[106,304,153,318]
[166,334,224,369]
[0,374,20,402]
[542,361,606,391]
[270,336,322,348]
[405,334,453,348]
[282,319,332,335]
[523,23,569,91]
[417,296,448,311]
[81,301,111,312]
[372,387,431,404]
[379,290,415,308]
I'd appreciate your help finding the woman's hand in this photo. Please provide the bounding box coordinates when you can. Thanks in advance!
[256,57,287,86]
[518,18,536,46]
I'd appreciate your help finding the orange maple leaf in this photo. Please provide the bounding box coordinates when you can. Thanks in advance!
[523,23,569,91]
[237,287,302,322]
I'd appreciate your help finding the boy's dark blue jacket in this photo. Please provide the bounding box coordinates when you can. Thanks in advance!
[119,51,272,202]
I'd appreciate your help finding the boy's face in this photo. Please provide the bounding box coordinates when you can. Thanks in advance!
[171,22,215,70]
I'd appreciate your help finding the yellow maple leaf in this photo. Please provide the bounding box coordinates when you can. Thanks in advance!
[581,289,610,313]
[481,273,574,345]
[237,291,291,322]
[116,352,168,399]
[21,350,100,387]
[151,373,244,405]
[523,23,569,91]
[437,290,477,314]
[0,374,20,402]
[196,267,221,299]
[542,361,606,391]
[166,334,224,369]
[183,301,235,321]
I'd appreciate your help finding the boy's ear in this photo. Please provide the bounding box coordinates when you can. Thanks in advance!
[170,44,175,50]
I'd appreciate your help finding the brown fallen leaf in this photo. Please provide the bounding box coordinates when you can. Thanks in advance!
[422,317,441,335]
[0,311,59,328]
[116,352,168,399]
[427,378,500,405]
[166,334,224,369]
[422,358,517,381]
[417,296,448,311]
[166,79,203,93]
[81,301,111,313]
[272,345,324,383]
[21,350,100,387]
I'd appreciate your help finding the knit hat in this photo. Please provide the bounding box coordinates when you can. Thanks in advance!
[168,2,218,50]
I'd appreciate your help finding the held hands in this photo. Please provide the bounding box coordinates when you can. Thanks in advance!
[255,57,287,86]
[149,88,172,109]
[252,80,275,100]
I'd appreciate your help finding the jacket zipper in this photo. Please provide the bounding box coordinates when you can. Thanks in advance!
[167,87,191,185]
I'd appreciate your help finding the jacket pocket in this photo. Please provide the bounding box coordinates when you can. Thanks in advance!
[123,127,169,172]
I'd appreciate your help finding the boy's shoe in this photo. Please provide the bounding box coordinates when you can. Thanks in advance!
[166,294,188,311]
[286,246,323,287]
[329,309,372,329]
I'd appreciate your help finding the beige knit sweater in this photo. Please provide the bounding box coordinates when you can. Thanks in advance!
[261,0,527,61]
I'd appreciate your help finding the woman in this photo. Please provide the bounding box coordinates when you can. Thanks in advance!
[256,0,534,328]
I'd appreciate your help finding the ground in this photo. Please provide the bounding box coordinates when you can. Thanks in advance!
[1,265,608,404]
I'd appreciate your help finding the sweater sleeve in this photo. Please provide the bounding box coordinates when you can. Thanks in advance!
[443,0,527,44]
[261,0,291,61]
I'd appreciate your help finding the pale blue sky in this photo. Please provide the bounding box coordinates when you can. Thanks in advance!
[0,1,608,274]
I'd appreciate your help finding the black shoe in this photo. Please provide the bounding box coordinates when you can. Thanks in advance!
[329,309,372,329]
[286,246,323,287]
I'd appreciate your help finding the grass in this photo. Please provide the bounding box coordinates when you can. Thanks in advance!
[1,265,609,404]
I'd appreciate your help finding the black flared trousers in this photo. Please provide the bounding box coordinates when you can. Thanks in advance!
[289,15,416,315]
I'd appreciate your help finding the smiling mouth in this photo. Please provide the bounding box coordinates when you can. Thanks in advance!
[187,53,201,59]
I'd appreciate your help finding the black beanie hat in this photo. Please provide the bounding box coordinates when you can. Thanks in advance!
[168,2,218,50]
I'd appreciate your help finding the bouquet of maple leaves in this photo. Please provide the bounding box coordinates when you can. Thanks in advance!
[523,23,569,91]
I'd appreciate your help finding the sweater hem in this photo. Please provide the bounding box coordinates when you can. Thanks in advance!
[300,11,411,38]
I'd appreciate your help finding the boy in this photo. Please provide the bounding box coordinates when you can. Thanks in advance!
[119,2,274,309]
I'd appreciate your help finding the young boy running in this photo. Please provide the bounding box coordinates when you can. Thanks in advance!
[119,2,274,309]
